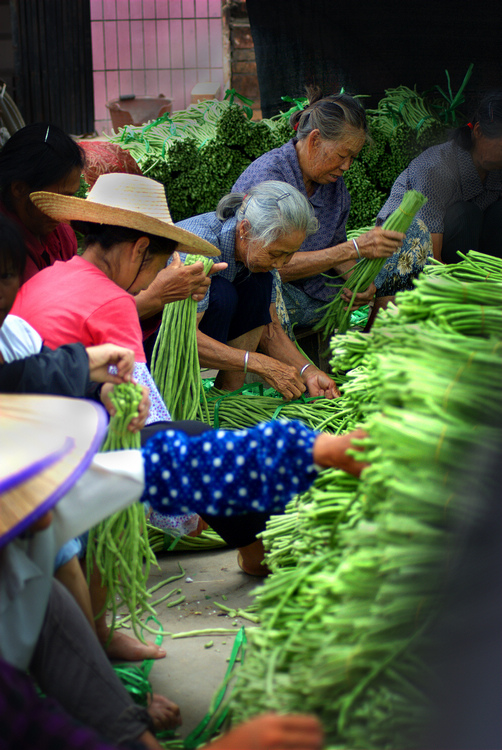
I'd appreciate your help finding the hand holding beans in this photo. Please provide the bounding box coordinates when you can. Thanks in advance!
[144,252,227,306]
[100,382,150,432]
[353,227,405,260]
[85,343,136,383]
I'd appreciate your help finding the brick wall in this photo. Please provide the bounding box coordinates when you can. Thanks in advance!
[225,1,260,118]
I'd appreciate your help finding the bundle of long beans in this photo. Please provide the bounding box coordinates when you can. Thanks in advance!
[86,383,159,642]
[365,85,439,137]
[217,251,502,749]
[315,189,428,337]
[151,254,214,421]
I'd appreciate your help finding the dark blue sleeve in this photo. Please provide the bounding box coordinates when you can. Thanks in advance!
[140,420,319,516]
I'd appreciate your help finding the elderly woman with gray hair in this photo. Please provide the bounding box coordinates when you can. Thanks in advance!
[177,180,339,400]
[233,87,432,330]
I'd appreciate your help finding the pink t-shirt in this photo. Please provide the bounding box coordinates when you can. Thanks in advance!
[11,255,146,362]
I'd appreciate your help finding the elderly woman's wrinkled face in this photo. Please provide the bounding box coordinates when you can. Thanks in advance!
[305,128,366,185]
[238,228,306,273]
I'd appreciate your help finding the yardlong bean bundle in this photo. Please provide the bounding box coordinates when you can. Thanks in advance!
[315,189,428,337]
[151,254,214,421]
[87,383,159,642]
[217,254,502,749]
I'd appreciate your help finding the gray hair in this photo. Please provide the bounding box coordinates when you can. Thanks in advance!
[216,180,318,247]
[291,85,368,144]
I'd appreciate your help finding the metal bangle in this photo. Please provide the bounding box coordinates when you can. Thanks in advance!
[352,237,361,259]
[300,363,313,376]
[243,350,250,374]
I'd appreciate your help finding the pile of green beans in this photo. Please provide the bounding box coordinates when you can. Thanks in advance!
[87,383,159,642]
[424,249,502,282]
[147,525,227,553]
[203,386,355,434]
[216,253,502,749]
[151,255,214,421]
[315,189,428,337]
[107,98,232,166]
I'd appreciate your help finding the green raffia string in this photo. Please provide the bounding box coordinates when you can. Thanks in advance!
[183,627,248,749]
[86,383,159,643]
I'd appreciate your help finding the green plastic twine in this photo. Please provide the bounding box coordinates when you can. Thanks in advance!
[113,616,164,706]
[183,627,248,749]
[209,382,264,428]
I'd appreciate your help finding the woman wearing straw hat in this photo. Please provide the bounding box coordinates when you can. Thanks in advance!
[0,392,364,748]
[11,172,220,431]
[9,173,225,654]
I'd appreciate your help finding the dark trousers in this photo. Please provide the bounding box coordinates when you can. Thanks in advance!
[30,580,151,745]
[198,270,274,343]
[141,421,270,548]
[143,270,274,368]
[441,200,502,264]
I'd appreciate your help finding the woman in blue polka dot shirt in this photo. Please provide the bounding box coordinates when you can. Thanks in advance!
[139,417,366,575]
[142,421,366,515]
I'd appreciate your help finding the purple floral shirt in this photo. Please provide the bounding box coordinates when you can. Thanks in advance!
[233,139,351,302]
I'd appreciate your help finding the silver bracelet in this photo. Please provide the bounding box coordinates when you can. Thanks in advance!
[243,350,250,374]
[352,237,361,259]
[300,363,313,376]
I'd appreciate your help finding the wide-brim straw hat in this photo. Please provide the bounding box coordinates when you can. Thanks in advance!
[30,173,220,257]
[0,394,108,549]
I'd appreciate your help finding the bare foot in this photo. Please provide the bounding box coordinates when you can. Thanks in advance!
[102,630,167,661]
[237,551,271,577]
[147,693,182,731]
[237,539,271,577]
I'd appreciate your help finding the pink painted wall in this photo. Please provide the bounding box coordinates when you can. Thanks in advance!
[91,0,224,135]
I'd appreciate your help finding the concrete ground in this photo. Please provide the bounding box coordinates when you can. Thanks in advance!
[129,545,263,739]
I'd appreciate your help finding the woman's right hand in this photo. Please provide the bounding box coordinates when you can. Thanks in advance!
[356,227,405,259]
[257,354,306,400]
[204,713,323,750]
[100,383,150,432]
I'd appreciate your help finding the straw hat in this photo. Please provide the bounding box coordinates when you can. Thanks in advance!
[0,394,108,549]
[30,173,220,257]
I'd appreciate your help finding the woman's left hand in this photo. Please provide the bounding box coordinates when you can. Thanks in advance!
[340,282,376,310]
[304,368,340,399]
[100,383,150,432]
[313,428,369,477]
[86,343,135,383]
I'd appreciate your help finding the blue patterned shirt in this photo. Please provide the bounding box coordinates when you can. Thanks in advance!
[176,213,277,312]
[232,139,351,302]
[377,140,502,232]
[141,420,319,516]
